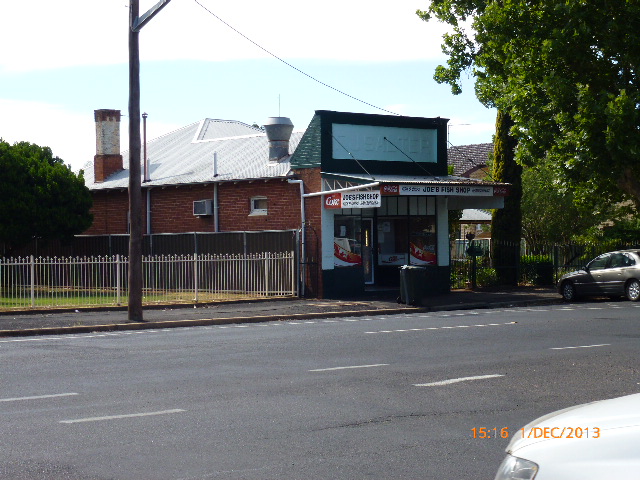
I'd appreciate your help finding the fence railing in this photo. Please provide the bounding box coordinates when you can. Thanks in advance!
[450,239,640,289]
[0,253,297,310]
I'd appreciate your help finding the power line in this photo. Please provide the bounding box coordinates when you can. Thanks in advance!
[192,0,400,116]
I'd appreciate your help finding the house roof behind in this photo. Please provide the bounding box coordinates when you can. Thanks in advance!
[85,119,303,190]
[448,143,493,177]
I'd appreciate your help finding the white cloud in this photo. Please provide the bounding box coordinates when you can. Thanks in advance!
[0,99,95,172]
[0,0,448,72]
[0,99,180,173]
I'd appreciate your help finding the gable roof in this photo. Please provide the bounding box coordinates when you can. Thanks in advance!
[85,118,303,190]
[448,143,493,177]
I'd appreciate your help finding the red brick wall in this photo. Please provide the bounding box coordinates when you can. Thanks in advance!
[85,178,310,235]
[85,189,130,235]
[84,174,326,297]
[150,184,217,233]
[217,180,301,231]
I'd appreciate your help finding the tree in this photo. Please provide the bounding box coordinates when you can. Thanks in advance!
[0,140,93,253]
[491,110,521,284]
[421,0,640,210]
[418,0,523,285]
[520,163,615,248]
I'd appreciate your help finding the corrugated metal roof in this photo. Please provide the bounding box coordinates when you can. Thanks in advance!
[85,119,303,190]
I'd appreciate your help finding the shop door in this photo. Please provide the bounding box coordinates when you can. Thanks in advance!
[362,219,374,284]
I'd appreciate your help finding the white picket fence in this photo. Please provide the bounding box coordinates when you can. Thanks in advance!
[0,253,297,310]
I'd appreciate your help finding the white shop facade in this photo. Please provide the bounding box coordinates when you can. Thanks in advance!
[289,110,508,298]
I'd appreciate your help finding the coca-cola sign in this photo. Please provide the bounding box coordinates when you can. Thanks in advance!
[324,193,342,209]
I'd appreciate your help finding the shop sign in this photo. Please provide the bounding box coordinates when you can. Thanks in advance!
[381,184,494,196]
[324,190,382,209]
[332,124,437,163]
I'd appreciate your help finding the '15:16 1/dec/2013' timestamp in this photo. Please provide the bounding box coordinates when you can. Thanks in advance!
[471,427,601,439]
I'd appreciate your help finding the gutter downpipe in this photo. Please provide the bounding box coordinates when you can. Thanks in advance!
[213,152,219,232]
[288,178,305,297]
[146,188,151,235]
[213,183,219,232]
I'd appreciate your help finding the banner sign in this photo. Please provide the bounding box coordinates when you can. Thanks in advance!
[324,190,382,209]
[381,184,495,197]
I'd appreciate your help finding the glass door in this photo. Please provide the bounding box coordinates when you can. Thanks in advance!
[362,219,374,284]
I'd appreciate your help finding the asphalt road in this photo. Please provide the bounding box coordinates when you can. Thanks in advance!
[1,301,639,479]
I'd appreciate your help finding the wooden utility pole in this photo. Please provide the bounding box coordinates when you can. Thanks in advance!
[128,0,173,322]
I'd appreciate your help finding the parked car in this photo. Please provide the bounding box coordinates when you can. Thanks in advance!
[557,249,640,301]
[494,392,640,480]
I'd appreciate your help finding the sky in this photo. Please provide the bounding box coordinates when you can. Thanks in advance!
[0,0,496,173]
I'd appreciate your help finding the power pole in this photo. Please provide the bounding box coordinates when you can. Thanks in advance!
[128,0,173,322]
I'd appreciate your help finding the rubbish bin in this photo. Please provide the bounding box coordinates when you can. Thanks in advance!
[399,265,426,306]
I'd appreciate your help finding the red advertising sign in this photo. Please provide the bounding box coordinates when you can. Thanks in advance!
[381,184,400,195]
[324,193,342,209]
[493,185,510,196]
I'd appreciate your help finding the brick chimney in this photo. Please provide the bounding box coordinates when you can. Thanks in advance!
[94,109,123,182]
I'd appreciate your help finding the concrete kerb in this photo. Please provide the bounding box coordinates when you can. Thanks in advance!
[0,296,563,338]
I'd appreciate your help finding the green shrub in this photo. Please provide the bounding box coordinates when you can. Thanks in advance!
[476,267,498,287]
[520,254,554,285]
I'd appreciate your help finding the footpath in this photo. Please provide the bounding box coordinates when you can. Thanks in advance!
[0,287,562,337]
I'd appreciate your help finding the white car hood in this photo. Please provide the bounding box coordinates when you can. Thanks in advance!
[506,393,640,479]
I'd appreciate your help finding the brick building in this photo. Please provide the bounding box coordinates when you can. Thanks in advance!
[85,110,508,298]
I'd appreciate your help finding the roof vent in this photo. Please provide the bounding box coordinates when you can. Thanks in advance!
[263,117,293,162]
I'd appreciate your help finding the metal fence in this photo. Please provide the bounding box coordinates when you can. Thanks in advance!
[0,253,297,310]
[450,239,640,289]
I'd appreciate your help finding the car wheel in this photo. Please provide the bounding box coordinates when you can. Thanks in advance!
[561,281,576,301]
[626,279,640,301]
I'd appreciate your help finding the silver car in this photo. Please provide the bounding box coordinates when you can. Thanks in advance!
[557,249,640,301]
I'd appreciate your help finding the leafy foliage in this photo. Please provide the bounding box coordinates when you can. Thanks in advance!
[420,0,640,209]
[520,162,618,247]
[491,111,521,284]
[0,140,93,252]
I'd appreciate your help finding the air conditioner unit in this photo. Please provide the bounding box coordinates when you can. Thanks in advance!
[193,199,213,216]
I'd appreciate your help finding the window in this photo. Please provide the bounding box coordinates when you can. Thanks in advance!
[250,196,268,216]
[588,254,609,271]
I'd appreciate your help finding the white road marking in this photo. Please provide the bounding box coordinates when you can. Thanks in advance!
[365,322,516,334]
[414,374,504,387]
[0,393,79,402]
[0,337,63,343]
[309,364,389,372]
[550,344,611,350]
[59,409,186,424]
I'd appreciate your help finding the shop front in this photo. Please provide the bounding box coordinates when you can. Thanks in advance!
[290,110,507,298]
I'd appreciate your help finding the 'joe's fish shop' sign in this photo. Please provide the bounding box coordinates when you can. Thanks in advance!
[382,184,497,196]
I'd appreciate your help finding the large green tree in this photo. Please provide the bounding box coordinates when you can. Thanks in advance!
[0,140,93,253]
[420,0,640,210]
